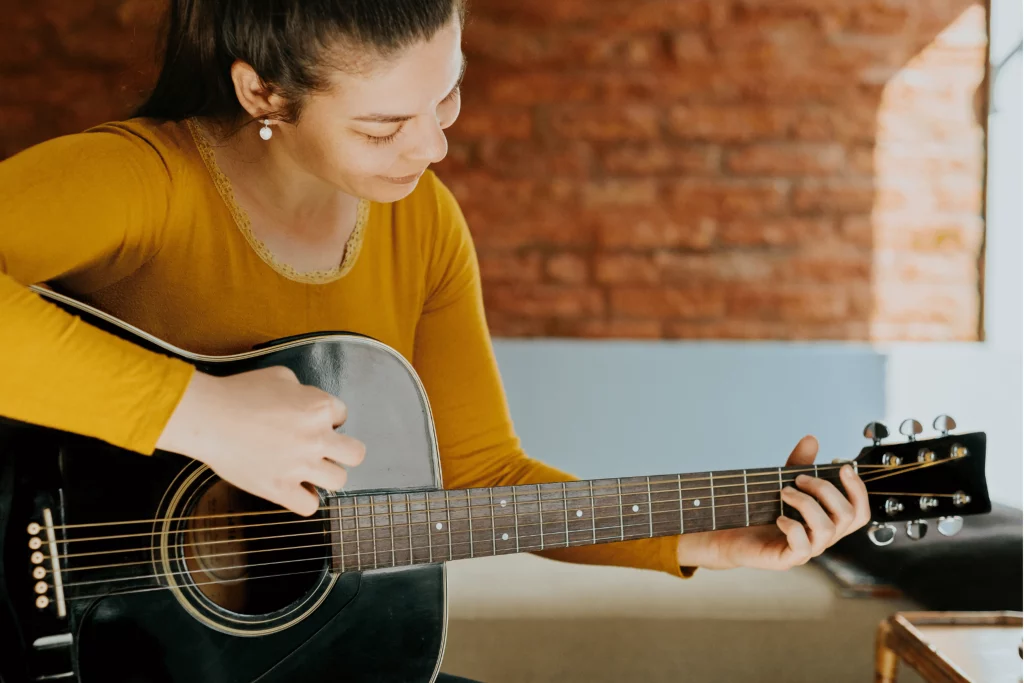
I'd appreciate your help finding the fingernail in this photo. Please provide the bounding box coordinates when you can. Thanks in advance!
[796,474,811,485]
[841,465,853,477]
[782,486,795,497]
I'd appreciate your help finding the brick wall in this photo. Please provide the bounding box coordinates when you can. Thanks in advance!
[1,0,988,341]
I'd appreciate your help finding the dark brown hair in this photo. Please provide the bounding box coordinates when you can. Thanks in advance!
[135,0,465,124]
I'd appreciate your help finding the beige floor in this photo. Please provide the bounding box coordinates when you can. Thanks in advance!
[438,553,927,683]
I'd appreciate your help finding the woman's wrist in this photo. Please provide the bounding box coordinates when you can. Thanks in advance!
[675,531,732,570]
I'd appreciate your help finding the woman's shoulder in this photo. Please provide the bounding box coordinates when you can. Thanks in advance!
[80,117,200,173]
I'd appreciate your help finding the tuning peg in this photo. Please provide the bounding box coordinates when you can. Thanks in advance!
[899,418,923,441]
[933,414,956,436]
[937,516,963,537]
[867,522,896,546]
[863,422,889,445]
[906,520,928,540]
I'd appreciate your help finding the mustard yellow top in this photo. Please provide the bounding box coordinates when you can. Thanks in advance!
[0,117,690,578]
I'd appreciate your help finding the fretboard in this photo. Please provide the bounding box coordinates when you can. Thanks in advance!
[326,464,841,573]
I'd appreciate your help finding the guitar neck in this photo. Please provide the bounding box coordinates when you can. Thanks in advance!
[326,464,842,572]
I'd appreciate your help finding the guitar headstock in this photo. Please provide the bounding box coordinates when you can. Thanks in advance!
[852,415,990,546]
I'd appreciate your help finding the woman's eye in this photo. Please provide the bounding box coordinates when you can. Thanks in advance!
[442,86,461,104]
[365,127,402,146]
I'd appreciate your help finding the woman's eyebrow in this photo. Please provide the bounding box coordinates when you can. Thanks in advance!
[352,53,466,124]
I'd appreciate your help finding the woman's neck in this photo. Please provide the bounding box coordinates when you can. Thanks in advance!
[200,117,360,239]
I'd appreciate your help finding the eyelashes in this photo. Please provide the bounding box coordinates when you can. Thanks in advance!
[363,87,461,146]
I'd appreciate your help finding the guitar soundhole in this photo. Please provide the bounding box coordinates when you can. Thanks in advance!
[182,480,328,616]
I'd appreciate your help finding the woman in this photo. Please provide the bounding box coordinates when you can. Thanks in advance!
[0,0,869,678]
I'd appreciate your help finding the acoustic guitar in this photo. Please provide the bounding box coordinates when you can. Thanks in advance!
[0,286,991,682]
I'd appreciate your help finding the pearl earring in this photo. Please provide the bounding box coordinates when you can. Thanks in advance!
[259,119,273,141]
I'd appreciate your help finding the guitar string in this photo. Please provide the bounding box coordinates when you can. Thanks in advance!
[49,490,799,570]
[39,460,949,565]
[49,470,844,549]
[47,465,951,573]
[40,460,916,533]
[56,500,800,590]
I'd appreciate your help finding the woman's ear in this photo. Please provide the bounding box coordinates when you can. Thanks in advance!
[229,60,287,120]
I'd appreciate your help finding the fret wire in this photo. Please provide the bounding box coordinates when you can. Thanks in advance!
[336,498,345,574]
[710,472,716,531]
[355,496,362,570]
[406,493,414,566]
[489,488,497,552]
[536,484,544,551]
[678,473,684,534]
[813,464,818,478]
[388,495,395,568]
[616,479,625,540]
[588,480,596,544]
[444,490,453,561]
[371,496,378,568]
[645,476,653,537]
[426,494,433,563]
[512,486,520,553]
[562,482,569,547]
[778,468,784,516]
[743,470,749,526]
[466,489,474,558]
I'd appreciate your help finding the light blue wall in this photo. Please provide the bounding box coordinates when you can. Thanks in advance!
[493,341,886,479]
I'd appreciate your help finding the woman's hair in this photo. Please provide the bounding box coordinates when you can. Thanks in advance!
[134,0,465,124]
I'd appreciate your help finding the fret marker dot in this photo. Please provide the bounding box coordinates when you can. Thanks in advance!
[500,499,507,507]
[694,499,701,507]
[576,510,583,517]
[632,505,640,512]
[501,533,509,541]
[435,522,443,531]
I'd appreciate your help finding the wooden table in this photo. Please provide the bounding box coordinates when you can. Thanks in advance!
[875,611,1023,683]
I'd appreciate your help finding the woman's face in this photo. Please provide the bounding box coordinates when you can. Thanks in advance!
[272,14,463,203]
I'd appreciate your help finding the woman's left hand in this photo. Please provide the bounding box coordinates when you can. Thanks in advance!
[677,435,872,571]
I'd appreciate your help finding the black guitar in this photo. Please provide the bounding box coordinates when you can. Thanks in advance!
[0,286,992,683]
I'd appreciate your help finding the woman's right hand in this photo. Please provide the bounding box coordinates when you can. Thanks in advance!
[155,365,365,516]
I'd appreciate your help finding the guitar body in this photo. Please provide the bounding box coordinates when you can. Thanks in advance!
[0,288,448,683]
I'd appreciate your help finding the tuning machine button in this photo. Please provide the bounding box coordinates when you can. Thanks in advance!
[884,498,904,517]
[899,418,923,441]
[937,516,963,536]
[933,414,956,436]
[906,520,928,540]
[868,523,897,546]
[863,422,889,445]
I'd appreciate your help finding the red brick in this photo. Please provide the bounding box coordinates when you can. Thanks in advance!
[477,139,591,178]
[548,105,661,141]
[594,254,660,284]
[672,179,789,217]
[478,251,543,283]
[482,71,596,105]
[665,320,872,341]
[485,313,549,337]
[726,143,845,175]
[671,32,712,64]
[793,106,879,142]
[668,105,795,142]
[595,210,716,249]
[582,179,659,207]
[551,319,664,339]
[726,285,850,322]
[719,218,834,246]
[464,204,594,249]
[872,282,979,326]
[792,180,876,213]
[780,246,874,284]
[610,287,726,318]
[484,285,605,318]
[655,251,775,282]
[846,2,910,34]
[546,253,590,284]
[600,143,720,175]
[454,107,532,140]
